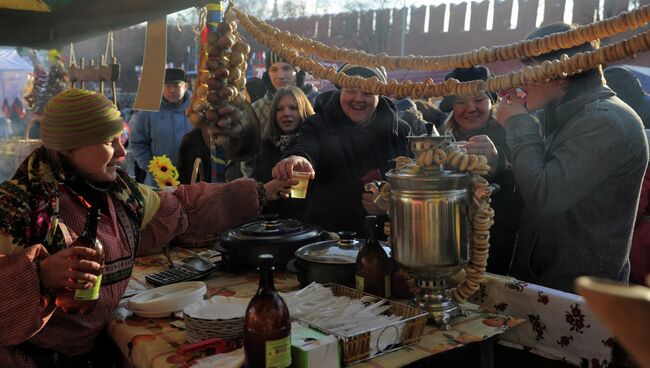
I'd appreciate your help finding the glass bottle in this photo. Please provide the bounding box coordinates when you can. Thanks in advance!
[55,207,104,314]
[355,215,391,298]
[244,254,292,368]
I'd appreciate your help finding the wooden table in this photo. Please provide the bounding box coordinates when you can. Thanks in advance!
[107,250,523,368]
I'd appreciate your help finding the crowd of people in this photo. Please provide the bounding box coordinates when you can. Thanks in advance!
[1,21,650,367]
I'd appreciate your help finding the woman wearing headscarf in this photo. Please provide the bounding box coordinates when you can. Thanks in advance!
[0,89,293,367]
[439,66,520,275]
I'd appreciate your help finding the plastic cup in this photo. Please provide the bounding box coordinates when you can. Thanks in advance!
[290,171,311,199]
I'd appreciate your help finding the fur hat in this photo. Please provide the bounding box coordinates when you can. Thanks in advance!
[439,66,497,113]
[164,68,186,84]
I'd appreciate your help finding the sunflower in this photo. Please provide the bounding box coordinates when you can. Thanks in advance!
[149,155,179,190]
[154,173,180,190]
[149,155,175,177]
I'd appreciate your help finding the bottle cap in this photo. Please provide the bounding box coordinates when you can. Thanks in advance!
[365,215,377,228]
[258,254,274,268]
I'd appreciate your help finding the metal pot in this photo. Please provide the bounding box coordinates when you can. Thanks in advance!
[219,214,326,270]
[385,135,472,328]
[287,231,391,288]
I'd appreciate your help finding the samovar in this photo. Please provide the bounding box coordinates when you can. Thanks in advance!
[384,134,472,328]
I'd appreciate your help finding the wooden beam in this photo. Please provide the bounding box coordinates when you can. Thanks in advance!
[0,0,205,48]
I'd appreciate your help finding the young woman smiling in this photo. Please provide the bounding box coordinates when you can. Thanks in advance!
[252,86,314,219]
[439,66,521,276]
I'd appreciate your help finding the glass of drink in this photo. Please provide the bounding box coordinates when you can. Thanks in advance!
[290,171,310,199]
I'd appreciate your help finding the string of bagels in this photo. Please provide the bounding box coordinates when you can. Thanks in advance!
[200,3,650,304]
[228,4,650,98]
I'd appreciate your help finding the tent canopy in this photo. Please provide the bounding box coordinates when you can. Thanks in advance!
[0,49,33,72]
[0,0,204,49]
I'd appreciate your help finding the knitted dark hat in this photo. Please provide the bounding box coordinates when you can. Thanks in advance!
[394,98,417,111]
[336,63,388,85]
[522,23,598,64]
[604,65,645,105]
[439,66,497,113]
[265,50,295,71]
[164,68,186,84]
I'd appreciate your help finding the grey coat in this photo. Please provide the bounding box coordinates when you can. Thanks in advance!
[505,85,648,293]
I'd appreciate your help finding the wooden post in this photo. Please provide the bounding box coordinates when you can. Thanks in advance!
[99,55,105,95]
[80,58,85,90]
[111,56,118,105]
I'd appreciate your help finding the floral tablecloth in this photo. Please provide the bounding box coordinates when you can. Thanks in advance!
[108,251,524,368]
[469,273,615,368]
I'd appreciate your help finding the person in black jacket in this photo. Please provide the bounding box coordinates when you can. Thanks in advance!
[272,64,411,235]
[177,127,242,184]
[439,66,521,275]
[252,86,314,219]
[604,65,650,128]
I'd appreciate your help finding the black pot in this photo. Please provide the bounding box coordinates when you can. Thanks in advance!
[287,231,391,288]
[219,214,327,270]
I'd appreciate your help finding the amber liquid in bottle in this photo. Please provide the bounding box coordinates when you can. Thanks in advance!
[55,207,104,314]
[355,215,391,298]
[244,254,292,368]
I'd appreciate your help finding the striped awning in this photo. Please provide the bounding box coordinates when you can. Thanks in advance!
[0,0,51,12]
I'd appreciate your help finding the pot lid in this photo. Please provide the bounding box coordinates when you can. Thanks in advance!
[295,231,391,264]
[222,214,323,245]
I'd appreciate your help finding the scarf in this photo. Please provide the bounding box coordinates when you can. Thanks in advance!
[271,134,298,153]
[0,147,145,254]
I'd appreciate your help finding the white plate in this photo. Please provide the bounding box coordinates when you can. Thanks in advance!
[184,296,249,320]
[128,281,206,313]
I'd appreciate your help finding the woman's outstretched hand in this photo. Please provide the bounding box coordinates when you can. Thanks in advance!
[264,178,299,201]
[272,155,315,180]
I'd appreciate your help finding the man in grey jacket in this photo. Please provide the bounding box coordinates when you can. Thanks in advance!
[495,23,649,293]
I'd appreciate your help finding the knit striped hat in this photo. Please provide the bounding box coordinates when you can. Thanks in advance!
[42,89,123,151]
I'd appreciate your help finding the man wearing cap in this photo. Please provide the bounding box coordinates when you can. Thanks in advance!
[495,23,648,292]
[242,51,319,177]
[129,67,193,186]
[271,64,410,235]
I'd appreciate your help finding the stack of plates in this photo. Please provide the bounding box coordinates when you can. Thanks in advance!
[183,296,249,342]
[127,282,207,318]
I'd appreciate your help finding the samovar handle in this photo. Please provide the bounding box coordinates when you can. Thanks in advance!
[364,180,390,212]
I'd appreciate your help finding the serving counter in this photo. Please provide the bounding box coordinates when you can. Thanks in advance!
[107,250,612,368]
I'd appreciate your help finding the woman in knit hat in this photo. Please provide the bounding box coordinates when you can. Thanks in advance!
[0,89,295,367]
[440,66,521,275]
[271,64,411,235]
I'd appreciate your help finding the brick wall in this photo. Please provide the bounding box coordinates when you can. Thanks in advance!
[69,0,650,93]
